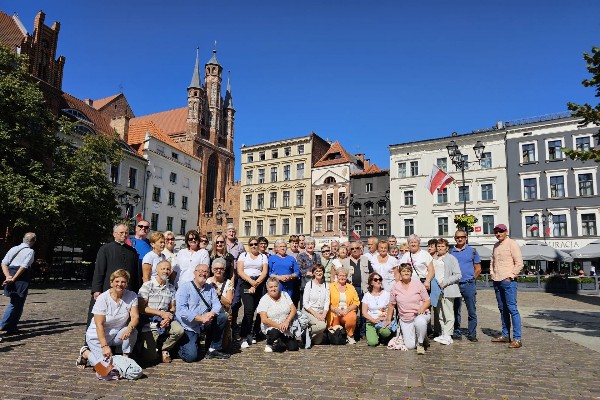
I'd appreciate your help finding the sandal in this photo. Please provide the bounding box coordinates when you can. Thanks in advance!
[162,350,172,363]
[76,346,89,370]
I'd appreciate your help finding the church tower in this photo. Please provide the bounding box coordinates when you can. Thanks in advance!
[186,48,205,141]
[223,73,235,181]
[205,49,223,146]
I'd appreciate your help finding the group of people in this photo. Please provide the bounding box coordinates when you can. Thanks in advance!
[0,221,524,376]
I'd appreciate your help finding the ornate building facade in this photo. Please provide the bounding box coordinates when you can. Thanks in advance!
[131,49,237,233]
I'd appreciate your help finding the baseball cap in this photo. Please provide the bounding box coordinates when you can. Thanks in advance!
[493,224,508,232]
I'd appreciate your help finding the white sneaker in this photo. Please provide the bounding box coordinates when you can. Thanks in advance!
[416,344,425,355]
[446,335,454,344]
[433,336,446,344]
[347,337,356,345]
[241,341,250,350]
[264,345,273,353]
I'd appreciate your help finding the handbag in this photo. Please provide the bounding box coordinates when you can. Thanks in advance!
[326,326,348,345]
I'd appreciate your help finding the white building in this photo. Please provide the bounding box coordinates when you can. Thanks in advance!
[389,128,507,245]
[129,121,201,237]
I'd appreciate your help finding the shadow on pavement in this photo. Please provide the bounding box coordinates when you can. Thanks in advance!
[0,343,24,353]
[480,327,503,338]
[1,320,86,343]
[550,293,600,307]
[527,310,600,337]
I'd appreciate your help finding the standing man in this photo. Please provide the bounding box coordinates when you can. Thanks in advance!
[330,240,340,258]
[175,264,230,362]
[128,220,152,278]
[490,224,523,349]
[88,224,140,328]
[450,230,481,342]
[364,237,379,264]
[225,224,245,261]
[348,242,372,339]
[0,232,36,336]
[298,235,306,253]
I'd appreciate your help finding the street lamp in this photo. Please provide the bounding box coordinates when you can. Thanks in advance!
[118,191,141,223]
[215,204,228,225]
[446,138,486,232]
[533,209,553,243]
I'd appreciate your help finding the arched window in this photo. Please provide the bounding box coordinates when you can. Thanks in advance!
[365,202,374,216]
[324,177,336,184]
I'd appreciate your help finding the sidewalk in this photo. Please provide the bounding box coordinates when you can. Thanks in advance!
[0,284,599,399]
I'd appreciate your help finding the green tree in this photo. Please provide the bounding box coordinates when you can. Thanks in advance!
[565,46,600,162]
[0,44,123,255]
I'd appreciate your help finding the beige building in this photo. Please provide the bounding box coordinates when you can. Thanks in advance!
[311,141,364,248]
[239,132,330,245]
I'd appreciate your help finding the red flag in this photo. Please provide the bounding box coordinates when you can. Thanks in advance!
[425,165,454,194]
[136,213,143,222]
[351,229,360,240]
[529,225,539,233]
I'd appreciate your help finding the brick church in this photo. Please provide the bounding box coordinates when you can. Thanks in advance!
[1,10,239,236]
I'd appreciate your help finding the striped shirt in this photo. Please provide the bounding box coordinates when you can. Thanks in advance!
[137,278,176,312]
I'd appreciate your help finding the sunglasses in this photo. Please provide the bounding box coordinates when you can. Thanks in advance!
[351,247,361,250]
[249,243,259,247]
[322,250,330,253]
[454,236,467,239]
[200,240,209,244]
[372,278,382,282]
[216,241,225,244]
[165,238,175,241]
[137,225,150,230]
[187,238,198,242]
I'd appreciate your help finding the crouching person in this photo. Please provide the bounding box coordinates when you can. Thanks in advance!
[175,264,230,362]
[137,261,184,364]
[257,277,300,352]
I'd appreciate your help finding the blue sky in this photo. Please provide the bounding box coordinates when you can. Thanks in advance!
[4,0,600,177]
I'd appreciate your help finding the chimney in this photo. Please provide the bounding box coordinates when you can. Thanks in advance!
[110,115,130,143]
[363,158,370,170]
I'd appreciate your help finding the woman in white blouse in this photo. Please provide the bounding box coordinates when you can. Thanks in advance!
[362,272,392,346]
[207,257,235,350]
[302,264,330,345]
[371,240,399,292]
[237,237,268,349]
[173,230,210,288]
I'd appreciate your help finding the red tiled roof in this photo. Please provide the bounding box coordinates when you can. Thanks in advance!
[92,93,121,110]
[0,11,26,51]
[350,163,389,177]
[61,92,115,136]
[128,120,199,161]
[130,107,188,136]
[313,140,358,167]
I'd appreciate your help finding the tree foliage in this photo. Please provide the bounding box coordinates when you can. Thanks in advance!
[0,44,123,253]
[565,46,600,162]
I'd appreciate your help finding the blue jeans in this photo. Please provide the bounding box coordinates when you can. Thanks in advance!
[453,280,477,338]
[493,280,521,340]
[177,312,228,362]
[0,293,27,332]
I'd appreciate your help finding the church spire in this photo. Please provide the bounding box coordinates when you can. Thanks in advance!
[189,47,202,88]
[224,71,234,110]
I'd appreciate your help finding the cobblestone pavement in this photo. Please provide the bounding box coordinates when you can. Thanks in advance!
[0,283,599,400]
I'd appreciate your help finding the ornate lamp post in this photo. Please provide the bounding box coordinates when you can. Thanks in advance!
[118,191,141,229]
[533,210,553,244]
[215,204,228,226]
[446,138,485,234]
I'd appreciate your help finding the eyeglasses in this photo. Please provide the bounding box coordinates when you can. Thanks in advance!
[212,267,225,271]
[322,250,330,253]
[216,241,225,244]
[137,225,150,230]
[249,243,258,247]
[165,238,175,241]
[454,236,467,239]
[372,278,382,282]
[351,247,361,250]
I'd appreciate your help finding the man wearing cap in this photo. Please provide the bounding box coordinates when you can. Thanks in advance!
[490,224,523,349]
[450,229,481,342]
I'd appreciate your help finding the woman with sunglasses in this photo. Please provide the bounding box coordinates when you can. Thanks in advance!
[362,273,392,346]
[173,230,210,288]
[400,234,434,291]
[237,237,268,349]
[320,245,334,283]
[161,231,178,267]
[210,234,235,281]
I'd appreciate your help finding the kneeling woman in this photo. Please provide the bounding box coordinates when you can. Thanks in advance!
[256,277,299,352]
[77,269,139,369]
[362,272,392,346]
[327,267,360,344]
[384,264,430,355]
